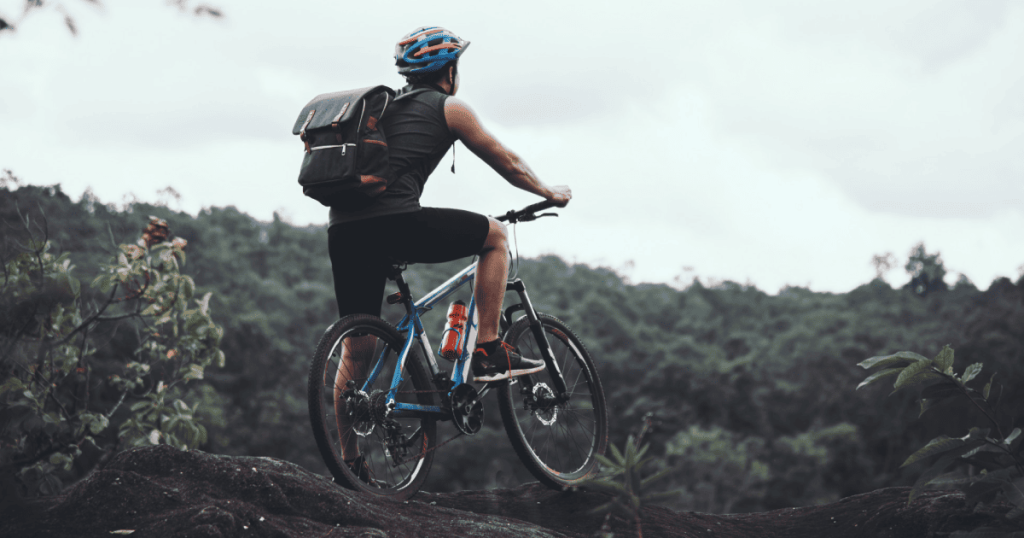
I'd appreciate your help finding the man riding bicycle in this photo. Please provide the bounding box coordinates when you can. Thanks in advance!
[328,25,571,411]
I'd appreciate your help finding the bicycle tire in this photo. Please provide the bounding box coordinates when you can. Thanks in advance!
[307,314,436,500]
[497,314,608,489]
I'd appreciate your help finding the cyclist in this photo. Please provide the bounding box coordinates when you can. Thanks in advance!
[328,25,572,407]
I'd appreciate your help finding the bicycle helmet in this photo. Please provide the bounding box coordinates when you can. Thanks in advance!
[395,26,470,76]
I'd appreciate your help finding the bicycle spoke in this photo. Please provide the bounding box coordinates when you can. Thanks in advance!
[563,412,593,458]
[565,411,589,448]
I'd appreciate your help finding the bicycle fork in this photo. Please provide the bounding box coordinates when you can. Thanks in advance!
[503,278,569,400]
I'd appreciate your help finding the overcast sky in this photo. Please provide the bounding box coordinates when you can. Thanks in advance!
[1,0,1021,293]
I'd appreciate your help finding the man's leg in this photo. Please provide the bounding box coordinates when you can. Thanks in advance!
[334,335,373,460]
[327,221,389,463]
[383,207,539,381]
[470,217,545,381]
[474,217,509,343]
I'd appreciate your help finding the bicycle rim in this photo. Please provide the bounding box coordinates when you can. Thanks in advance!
[498,315,608,488]
[307,315,435,499]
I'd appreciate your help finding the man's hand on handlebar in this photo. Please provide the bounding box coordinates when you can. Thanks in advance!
[546,185,572,207]
[497,199,566,223]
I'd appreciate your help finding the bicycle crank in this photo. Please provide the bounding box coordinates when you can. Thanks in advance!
[449,383,484,435]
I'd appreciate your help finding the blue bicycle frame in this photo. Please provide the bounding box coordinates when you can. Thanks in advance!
[358,258,567,422]
[360,261,480,421]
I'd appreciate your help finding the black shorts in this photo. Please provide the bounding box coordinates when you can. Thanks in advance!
[327,208,490,318]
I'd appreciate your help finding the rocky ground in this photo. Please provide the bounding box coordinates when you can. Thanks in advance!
[1,445,1021,538]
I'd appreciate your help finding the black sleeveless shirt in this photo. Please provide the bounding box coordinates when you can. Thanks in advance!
[328,84,455,227]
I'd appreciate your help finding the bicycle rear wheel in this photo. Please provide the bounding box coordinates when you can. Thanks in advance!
[307,314,436,500]
[498,314,608,489]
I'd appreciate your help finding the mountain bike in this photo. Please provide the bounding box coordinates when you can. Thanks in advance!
[307,200,608,500]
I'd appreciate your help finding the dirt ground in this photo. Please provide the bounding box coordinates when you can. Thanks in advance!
[1,445,1019,538]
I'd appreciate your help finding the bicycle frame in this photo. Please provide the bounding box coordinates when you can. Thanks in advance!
[357,259,567,422]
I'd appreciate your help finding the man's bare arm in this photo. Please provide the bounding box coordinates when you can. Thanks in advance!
[445,97,571,204]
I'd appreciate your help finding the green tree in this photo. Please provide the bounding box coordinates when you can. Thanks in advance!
[905,243,948,296]
[0,215,223,496]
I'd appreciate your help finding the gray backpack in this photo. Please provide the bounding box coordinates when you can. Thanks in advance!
[292,85,396,209]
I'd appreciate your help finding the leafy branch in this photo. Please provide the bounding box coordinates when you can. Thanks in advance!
[858,345,1024,519]
[1,215,224,496]
[0,0,222,37]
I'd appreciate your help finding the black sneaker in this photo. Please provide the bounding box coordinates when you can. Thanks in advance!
[471,340,545,382]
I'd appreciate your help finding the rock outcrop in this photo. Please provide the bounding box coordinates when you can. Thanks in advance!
[1,445,1020,538]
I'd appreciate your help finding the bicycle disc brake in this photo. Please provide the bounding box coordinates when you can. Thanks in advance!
[450,384,484,435]
[529,382,559,426]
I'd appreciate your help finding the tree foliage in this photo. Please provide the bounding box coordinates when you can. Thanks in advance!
[904,242,949,296]
[2,182,1023,513]
[0,210,223,496]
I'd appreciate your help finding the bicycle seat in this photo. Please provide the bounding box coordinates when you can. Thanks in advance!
[385,259,410,277]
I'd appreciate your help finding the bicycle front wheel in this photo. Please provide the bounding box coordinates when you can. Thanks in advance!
[307,314,436,500]
[498,314,608,489]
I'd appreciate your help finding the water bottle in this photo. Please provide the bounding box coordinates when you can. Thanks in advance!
[438,300,468,361]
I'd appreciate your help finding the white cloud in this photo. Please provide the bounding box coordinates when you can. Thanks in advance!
[1,0,1021,293]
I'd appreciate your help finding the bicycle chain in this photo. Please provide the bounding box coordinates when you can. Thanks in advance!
[390,388,466,463]
[405,429,465,463]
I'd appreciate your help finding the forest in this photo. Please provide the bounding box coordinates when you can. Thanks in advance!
[2,182,1023,515]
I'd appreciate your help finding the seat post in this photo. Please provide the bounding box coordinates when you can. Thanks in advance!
[386,264,415,312]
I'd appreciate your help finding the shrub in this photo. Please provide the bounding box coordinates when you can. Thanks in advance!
[583,414,679,538]
[0,215,223,496]
[857,346,1023,521]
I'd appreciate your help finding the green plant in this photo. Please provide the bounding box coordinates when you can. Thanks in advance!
[857,345,1024,519]
[583,414,679,538]
[0,215,224,496]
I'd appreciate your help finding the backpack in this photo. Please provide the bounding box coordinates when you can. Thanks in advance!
[291,85,398,209]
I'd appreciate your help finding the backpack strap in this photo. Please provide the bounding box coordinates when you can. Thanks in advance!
[386,85,448,182]
[299,109,316,153]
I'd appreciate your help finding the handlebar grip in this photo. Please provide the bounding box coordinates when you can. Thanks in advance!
[496,199,564,222]
[524,199,560,214]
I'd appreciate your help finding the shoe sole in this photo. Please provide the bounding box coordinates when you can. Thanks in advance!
[473,364,545,383]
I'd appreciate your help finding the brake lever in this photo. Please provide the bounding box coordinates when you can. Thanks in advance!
[521,212,558,222]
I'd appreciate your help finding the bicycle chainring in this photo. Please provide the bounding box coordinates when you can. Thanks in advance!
[450,383,484,435]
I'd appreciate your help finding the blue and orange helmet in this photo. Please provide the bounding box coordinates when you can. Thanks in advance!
[395,26,470,76]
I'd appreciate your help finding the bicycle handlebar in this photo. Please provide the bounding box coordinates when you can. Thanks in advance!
[495,199,564,223]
